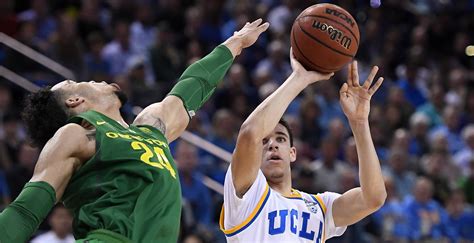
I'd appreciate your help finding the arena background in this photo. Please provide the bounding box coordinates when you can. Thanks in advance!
[0,0,474,242]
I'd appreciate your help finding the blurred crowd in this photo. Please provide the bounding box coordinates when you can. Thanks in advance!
[1,0,474,242]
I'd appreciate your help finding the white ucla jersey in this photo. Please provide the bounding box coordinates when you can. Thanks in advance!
[220,168,347,243]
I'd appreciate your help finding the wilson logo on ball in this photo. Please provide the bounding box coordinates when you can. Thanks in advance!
[312,20,352,49]
[325,8,355,27]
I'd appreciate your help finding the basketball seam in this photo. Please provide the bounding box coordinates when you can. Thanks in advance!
[297,19,354,58]
[300,14,359,45]
[291,30,334,72]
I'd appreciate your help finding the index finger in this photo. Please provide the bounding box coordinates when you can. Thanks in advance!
[351,61,359,87]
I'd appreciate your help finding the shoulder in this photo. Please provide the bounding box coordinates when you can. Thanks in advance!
[45,123,95,157]
[53,123,89,141]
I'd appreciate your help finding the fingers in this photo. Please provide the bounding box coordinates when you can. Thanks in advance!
[363,66,379,89]
[369,77,384,95]
[339,82,349,98]
[351,61,359,87]
[258,22,270,33]
[347,62,353,86]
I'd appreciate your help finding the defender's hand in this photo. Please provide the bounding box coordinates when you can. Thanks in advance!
[290,48,334,86]
[224,19,269,57]
[339,61,383,123]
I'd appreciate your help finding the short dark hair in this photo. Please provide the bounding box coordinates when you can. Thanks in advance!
[22,88,69,148]
[278,118,294,147]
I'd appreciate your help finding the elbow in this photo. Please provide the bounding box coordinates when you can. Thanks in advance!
[238,123,262,143]
[366,190,387,211]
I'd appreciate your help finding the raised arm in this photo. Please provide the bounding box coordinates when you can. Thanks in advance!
[0,124,91,242]
[332,61,387,227]
[232,51,333,196]
[133,19,269,142]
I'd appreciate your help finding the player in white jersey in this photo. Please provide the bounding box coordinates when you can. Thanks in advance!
[220,51,387,243]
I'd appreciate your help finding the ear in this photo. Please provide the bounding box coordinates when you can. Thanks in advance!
[65,96,85,108]
[289,146,297,163]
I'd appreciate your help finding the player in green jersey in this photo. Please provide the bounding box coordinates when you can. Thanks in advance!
[0,19,269,243]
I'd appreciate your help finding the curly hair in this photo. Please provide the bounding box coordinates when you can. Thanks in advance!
[22,87,69,148]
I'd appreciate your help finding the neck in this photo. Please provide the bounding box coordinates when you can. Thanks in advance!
[95,106,128,128]
[268,176,292,196]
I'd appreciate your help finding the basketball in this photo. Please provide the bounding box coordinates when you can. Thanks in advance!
[290,3,360,73]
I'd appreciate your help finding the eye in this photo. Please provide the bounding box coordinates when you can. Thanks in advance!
[262,138,269,145]
[277,136,286,143]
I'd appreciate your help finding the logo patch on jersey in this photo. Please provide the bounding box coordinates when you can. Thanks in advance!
[304,199,318,214]
[139,127,153,134]
[96,121,107,125]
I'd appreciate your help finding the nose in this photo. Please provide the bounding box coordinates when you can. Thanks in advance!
[268,139,278,151]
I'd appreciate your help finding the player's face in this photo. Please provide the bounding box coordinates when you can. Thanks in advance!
[52,80,120,95]
[52,80,124,112]
[261,124,296,182]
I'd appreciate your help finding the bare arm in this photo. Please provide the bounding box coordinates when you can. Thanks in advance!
[232,51,333,196]
[133,19,269,142]
[30,123,93,201]
[333,62,387,227]
[0,124,91,242]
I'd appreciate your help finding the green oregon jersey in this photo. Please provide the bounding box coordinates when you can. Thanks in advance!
[62,110,181,242]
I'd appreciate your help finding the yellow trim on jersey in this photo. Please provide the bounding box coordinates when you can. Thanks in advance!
[282,188,302,199]
[313,194,327,243]
[220,184,270,236]
[314,194,327,215]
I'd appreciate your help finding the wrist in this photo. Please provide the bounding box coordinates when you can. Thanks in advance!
[289,71,313,88]
[222,36,243,58]
[348,119,370,130]
[288,72,312,89]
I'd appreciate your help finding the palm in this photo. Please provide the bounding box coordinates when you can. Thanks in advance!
[340,62,383,122]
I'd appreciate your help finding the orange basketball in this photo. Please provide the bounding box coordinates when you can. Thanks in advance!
[290,3,360,73]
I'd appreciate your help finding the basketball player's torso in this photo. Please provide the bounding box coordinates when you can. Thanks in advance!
[225,188,327,243]
[61,110,181,242]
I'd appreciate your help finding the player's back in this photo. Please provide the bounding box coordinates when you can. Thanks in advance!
[61,110,181,242]
[221,169,346,243]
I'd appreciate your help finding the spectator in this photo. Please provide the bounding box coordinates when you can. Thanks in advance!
[416,83,445,128]
[84,32,111,82]
[1,112,24,166]
[429,105,464,154]
[49,13,85,79]
[255,40,291,84]
[310,137,348,193]
[454,125,474,174]
[77,0,107,42]
[408,112,431,157]
[397,65,426,108]
[372,176,409,241]
[298,97,322,148]
[444,189,474,241]
[6,142,39,199]
[101,19,134,77]
[175,141,213,228]
[17,0,56,44]
[149,23,182,87]
[383,150,416,199]
[404,177,447,241]
[31,204,74,243]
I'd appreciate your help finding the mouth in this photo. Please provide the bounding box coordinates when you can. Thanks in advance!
[110,83,121,90]
[268,154,283,163]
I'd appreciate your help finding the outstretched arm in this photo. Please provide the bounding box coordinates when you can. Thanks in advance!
[232,51,333,196]
[133,19,269,142]
[332,61,387,227]
[0,124,90,242]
